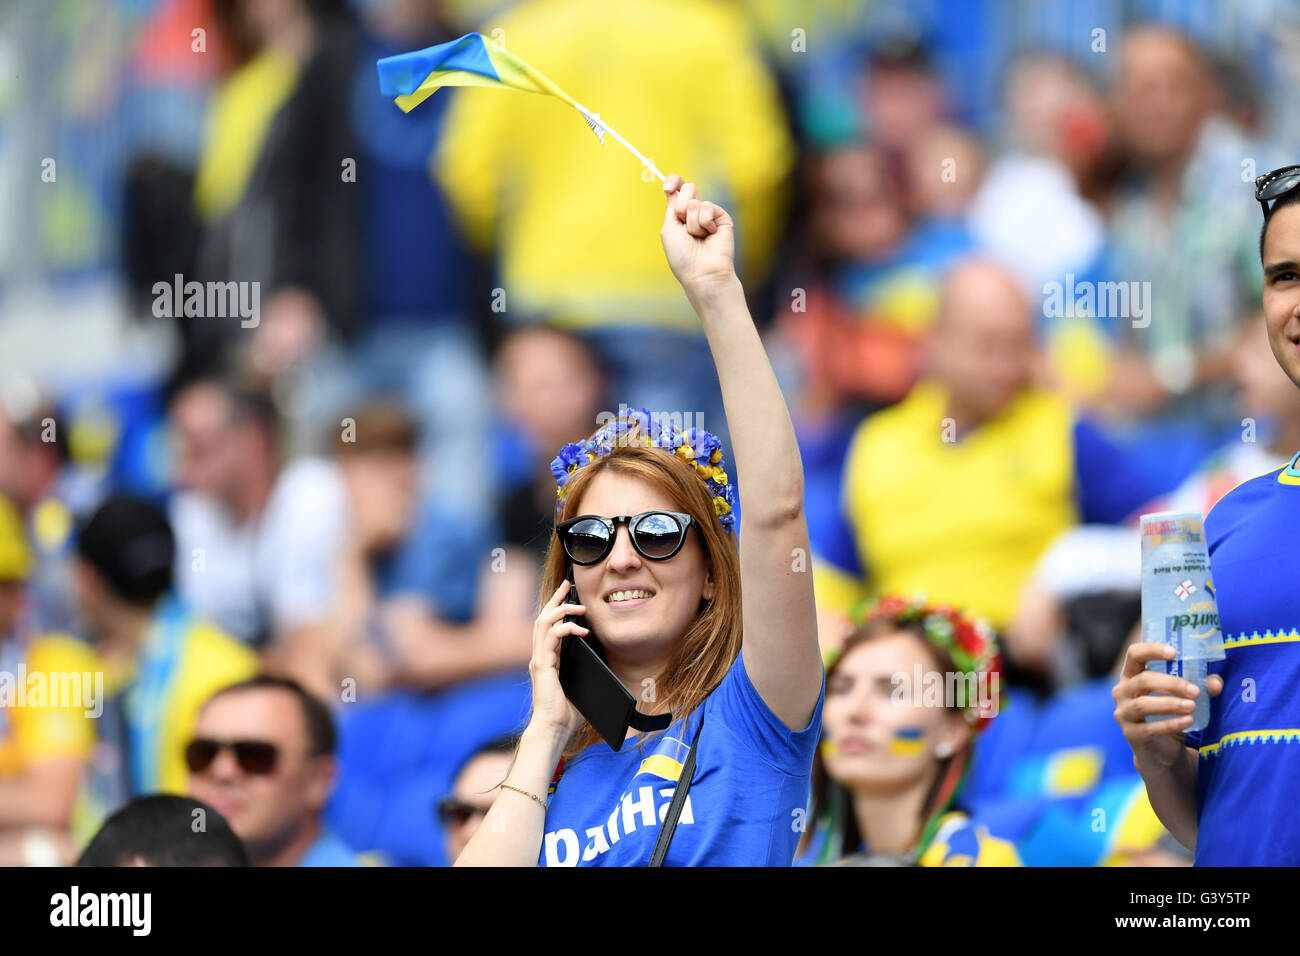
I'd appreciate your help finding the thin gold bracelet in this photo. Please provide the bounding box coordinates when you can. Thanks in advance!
[500,782,547,808]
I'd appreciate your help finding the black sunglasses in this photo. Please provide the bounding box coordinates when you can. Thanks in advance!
[436,797,490,827]
[555,510,695,566]
[185,738,279,776]
[1256,164,1300,219]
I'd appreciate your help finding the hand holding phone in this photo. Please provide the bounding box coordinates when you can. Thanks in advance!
[527,579,589,739]
[558,569,671,750]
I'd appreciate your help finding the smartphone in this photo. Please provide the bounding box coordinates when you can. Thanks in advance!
[558,568,669,750]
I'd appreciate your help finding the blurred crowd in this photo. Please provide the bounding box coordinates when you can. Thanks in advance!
[3,0,1300,866]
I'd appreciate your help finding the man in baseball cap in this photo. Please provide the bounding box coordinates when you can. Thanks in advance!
[70,494,258,845]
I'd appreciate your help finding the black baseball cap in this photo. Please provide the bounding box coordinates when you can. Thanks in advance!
[76,494,174,606]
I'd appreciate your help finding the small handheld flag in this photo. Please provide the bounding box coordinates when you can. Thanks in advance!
[377,33,665,182]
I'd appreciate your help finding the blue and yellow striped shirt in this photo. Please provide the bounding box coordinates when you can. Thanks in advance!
[1188,451,1300,865]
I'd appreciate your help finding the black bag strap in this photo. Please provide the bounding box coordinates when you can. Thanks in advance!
[648,710,705,867]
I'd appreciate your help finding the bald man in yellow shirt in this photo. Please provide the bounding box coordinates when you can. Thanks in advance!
[811,261,1160,647]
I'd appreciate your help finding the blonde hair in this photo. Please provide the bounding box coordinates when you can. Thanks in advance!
[540,443,741,757]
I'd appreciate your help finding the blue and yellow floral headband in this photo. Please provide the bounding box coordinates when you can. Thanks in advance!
[550,408,737,534]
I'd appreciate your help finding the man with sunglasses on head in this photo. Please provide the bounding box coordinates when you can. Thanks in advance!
[1113,166,1300,865]
[187,675,364,867]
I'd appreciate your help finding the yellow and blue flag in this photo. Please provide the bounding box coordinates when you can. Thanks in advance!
[377,33,665,180]
[377,32,579,114]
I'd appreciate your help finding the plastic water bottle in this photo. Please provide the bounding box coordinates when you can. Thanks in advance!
[1139,511,1225,733]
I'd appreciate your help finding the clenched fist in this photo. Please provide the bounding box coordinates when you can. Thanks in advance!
[661,174,738,300]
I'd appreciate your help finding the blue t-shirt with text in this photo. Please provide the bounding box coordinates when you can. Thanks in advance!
[540,651,824,866]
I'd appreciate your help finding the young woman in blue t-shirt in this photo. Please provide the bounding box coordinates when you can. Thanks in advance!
[455,175,825,866]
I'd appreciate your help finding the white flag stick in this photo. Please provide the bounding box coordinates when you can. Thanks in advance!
[573,102,666,183]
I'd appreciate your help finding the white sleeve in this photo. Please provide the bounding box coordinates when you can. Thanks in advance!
[1031,525,1142,599]
[256,459,348,631]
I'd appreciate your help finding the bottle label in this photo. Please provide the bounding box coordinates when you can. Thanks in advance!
[1140,510,1226,663]
[1161,617,1186,678]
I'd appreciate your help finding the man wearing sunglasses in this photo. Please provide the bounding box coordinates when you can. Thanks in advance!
[186,676,363,867]
[1114,166,1300,866]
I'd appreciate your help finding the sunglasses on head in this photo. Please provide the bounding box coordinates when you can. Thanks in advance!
[185,738,279,776]
[1256,164,1300,219]
[555,510,695,566]
[436,797,490,827]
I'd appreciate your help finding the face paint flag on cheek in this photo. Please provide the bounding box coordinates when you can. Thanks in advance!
[376,33,666,182]
[888,727,927,757]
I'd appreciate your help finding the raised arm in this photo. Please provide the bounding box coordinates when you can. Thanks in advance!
[660,176,822,730]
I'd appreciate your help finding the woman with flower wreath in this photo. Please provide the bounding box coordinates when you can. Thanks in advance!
[455,176,824,866]
[796,595,1021,866]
